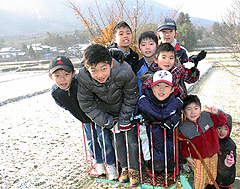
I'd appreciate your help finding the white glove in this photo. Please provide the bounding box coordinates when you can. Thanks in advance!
[183,62,195,69]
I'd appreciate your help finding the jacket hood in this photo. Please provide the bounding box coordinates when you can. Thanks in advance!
[225,113,232,137]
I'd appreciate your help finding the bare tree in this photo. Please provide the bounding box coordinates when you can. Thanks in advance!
[213,0,240,65]
[64,0,153,51]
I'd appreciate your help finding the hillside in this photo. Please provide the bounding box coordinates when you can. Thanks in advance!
[0,0,215,39]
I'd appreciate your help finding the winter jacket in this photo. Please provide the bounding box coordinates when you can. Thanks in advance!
[141,63,200,100]
[135,57,151,96]
[171,39,189,64]
[179,110,227,160]
[173,39,189,95]
[133,88,183,161]
[51,74,91,123]
[109,42,139,74]
[216,114,236,187]
[77,60,139,127]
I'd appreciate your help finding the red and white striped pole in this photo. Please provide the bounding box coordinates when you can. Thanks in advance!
[150,124,155,186]
[164,128,168,187]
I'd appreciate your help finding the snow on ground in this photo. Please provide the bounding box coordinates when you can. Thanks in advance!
[0,60,240,188]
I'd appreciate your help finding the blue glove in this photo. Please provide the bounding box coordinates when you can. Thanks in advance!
[109,48,125,63]
[160,119,174,129]
[119,117,131,131]
[104,115,114,129]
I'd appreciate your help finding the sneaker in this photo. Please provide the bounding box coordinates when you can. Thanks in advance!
[119,167,129,183]
[106,164,117,180]
[130,169,140,187]
[146,167,157,178]
[96,163,106,175]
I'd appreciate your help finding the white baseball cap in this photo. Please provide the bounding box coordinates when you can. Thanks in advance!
[152,70,173,87]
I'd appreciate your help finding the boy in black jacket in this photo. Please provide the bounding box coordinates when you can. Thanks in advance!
[207,113,236,189]
[49,56,117,180]
[109,21,139,74]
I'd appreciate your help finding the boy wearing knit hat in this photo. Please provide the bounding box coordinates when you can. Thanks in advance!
[156,18,207,96]
[157,17,189,64]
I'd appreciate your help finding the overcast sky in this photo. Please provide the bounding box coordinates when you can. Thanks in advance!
[0,0,233,21]
[156,0,232,21]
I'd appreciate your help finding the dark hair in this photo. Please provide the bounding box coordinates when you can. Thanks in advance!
[182,95,201,110]
[83,44,112,66]
[113,21,132,37]
[138,31,158,47]
[155,43,176,58]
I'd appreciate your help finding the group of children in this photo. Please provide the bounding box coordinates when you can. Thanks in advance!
[48,19,236,188]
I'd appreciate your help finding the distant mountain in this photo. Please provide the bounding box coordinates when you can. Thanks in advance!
[0,0,215,39]
[0,6,83,38]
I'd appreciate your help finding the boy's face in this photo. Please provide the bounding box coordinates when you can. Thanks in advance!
[152,82,174,101]
[85,60,113,83]
[113,27,133,49]
[49,69,75,90]
[217,125,228,139]
[154,51,175,71]
[139,38,157,59]
[158,29,176,43]
[183,103,201,123]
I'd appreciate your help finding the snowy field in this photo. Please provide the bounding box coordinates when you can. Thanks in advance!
[0,59,240,188]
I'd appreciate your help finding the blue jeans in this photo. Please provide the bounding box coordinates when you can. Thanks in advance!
[83,123,115,165]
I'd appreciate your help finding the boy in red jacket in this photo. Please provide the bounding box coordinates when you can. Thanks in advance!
[179,95,227,189]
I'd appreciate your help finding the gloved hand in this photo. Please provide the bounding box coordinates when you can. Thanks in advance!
[109,48,125,63]
[224,151,235,167]
[133,114,145,125]
[104,115,114,129]
[119,117,131,131]
[187,50,207,67]
[110,122,121,133]
[160,119,174,129]
[183,62,195,69]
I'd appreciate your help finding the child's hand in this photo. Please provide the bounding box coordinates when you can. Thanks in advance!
[204,105,218,115]
[186,157,196,169]
[224,151,235,167]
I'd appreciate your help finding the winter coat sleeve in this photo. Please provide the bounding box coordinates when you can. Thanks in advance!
[178,65,200,84]
[210,109,228,126]
[179,131,191,159]
[168,98,183,126]
[77,76,109,127]
[51,86,68,111]
[118,68,139,120]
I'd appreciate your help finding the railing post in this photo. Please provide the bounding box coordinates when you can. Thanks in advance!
[150,124,155,186]
[82,123,90,174]
[137,123,143,186]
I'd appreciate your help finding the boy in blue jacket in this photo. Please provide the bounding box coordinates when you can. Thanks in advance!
[136,31,158,96]
[133,70,183,177]
[49,56,117,180]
